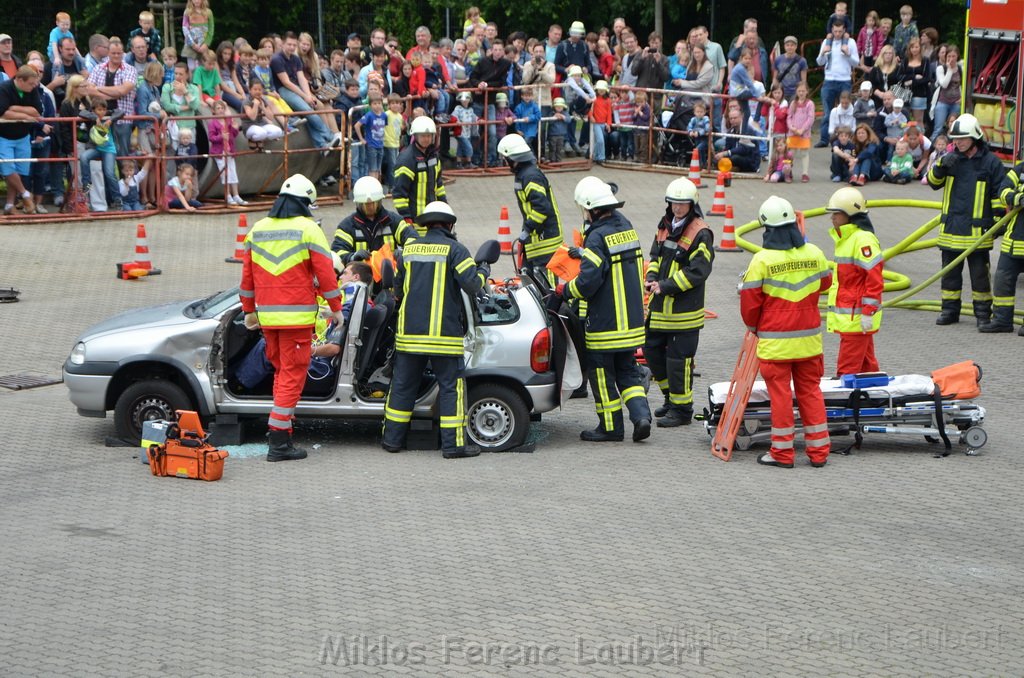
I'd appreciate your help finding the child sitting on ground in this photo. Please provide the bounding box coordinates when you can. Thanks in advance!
[165,162,203,211]
[883,98,908,160]
[764,136,794,183]
[883,139,914,184]
[118,157,152,211]
[901,123,931,178]
[830,125,856,183]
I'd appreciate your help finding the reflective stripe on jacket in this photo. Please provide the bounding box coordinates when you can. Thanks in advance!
[331,208,414,262]
[391,143,446,219]
[998,161,1024,258]
[513,163,564,261]
[646,213,715,332]
[926,145,1009,251]
[240,216,342,328]
[827,223,884,334]
[395,228,485,356]
[565,210,646,352]
[740,243,832,361]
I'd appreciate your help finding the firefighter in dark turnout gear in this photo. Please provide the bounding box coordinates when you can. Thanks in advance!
[983,161,1024,334]
[331,176,414,263]
[926,113,1008,327]
[560,176,652,442]
[644,177,715,427]
[496,134,564,283]
[381,201,489,458]
[391,115,446,231]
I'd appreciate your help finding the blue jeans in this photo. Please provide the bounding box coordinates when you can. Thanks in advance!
[820,80,851,144]
[472,103,497,166]
[592,123,607,162]
[931,100,959,142]
[456,136,472,158]
[382,147,398,187]
[349,142,365,187]
[79,148,118,205]
[365,145,384,173]
[112,123,133,158]
[852,155,881,181]
[277,88,332,147]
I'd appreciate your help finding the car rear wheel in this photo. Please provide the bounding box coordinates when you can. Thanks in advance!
[466,383,529,452]
[114,379,192,441]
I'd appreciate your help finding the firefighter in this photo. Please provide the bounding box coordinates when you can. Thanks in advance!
[983,162,1024,334]
[825,187,884,376]
[331,176,413,264]
[240,174,343,462]
[740,196,833,468]
[496,133,564,283]
[391,115,446,231]
[926,113,1008,327]
[644,177,714,427]
[381,201,490,459]
[559,176,652,442]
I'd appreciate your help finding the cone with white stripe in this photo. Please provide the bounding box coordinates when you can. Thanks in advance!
[715,205,741,252]
[226,213,248,263]
[709,172,728,216]
[133,223,162,274]
[497,206,512,255]
[687,148,702,186]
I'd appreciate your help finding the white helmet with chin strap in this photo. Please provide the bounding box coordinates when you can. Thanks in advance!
[497,133,535,163]
[758,195,797,228]
[409,115,437,135]
[574,176,623,211]
[665,177,698,204]
[280,173,317,204]
[352,176,385,204]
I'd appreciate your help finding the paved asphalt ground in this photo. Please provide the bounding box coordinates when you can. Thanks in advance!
[1,153,1022,676]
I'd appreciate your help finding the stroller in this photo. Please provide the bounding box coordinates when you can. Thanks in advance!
[658,99,695,166]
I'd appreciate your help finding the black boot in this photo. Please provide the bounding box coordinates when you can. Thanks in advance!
[632,418,652,442]
[935,313,959,325]
[654,393,671,418]
[267,429,308,462]
[978,321,1013,333]
[580,427,625,442]
[657,406,693,428]
[443,444,481,459]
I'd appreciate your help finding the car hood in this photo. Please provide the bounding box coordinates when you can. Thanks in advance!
[76,299,198,341]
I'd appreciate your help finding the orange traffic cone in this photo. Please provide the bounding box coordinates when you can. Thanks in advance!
[715,205,741,252]
[708,172,727,216]
[497,206,512,255]
[132,223,162,274]
[687,148,702,187]
[225,213,248,263]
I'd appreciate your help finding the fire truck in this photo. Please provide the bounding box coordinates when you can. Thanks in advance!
[965,0,1024,160]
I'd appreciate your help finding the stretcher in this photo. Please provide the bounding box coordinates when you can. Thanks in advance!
[702,365,988,457]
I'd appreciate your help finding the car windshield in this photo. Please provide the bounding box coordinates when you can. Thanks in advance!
[184,288,240,319]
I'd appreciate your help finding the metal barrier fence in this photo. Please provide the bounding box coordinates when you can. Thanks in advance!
[0,108,346,223]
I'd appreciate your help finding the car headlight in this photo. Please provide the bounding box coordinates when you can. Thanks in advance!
[70,342,87,365]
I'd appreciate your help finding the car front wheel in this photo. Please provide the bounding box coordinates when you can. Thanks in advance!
[114,379,192,441]
[466,383,529,452]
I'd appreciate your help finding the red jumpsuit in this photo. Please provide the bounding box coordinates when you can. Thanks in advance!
[740,241,834,465]
[827,221,884,377]
[240,215,341,431]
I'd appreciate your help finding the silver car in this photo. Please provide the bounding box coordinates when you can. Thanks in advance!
[64,246,581,452]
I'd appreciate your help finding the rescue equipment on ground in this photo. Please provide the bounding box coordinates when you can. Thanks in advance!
[147,410,229,481]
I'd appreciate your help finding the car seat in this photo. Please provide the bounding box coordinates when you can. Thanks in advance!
[354,260,396,384]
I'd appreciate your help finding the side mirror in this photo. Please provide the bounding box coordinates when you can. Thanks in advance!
[380,258,394,290]
[476,239,501,265]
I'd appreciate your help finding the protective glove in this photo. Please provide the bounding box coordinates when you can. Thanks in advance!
[332,309,345,326]
[478,261,491,279]
[860,313,873,333]
[350,249,370,262]
[939,152,959,172]
[555,282,566,298]
[244,312,260,330]
[1013,189,1024,208]
[517,230,530,243]
[567,247,583,259]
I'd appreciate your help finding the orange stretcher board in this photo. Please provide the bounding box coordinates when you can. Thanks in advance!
[711,331,760,461]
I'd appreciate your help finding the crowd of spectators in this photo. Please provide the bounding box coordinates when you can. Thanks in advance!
[0,1,964,214]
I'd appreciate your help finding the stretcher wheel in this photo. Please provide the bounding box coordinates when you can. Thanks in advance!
[963,426,987,452]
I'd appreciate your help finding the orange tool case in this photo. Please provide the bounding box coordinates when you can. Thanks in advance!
[148,411,229,481]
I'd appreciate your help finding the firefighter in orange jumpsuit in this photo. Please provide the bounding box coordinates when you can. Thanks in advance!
[825,187,884,377]
[740,196,834,468]
[240,174,343,462]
